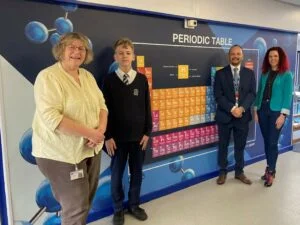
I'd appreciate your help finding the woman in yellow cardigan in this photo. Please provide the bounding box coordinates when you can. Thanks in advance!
[254,46,292,187]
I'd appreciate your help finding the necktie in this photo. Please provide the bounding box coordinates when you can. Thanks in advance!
[123,74,129,85]
[233,67,239,106]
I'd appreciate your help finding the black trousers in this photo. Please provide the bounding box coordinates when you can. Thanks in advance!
[110,141,145,212]
[217,120,249,175]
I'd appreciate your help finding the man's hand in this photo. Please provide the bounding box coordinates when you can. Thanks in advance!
[140,135,149,150]
[105,138,117,156]
[231,107,243,118]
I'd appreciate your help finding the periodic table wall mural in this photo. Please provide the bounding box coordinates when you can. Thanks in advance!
[0,0,297,224]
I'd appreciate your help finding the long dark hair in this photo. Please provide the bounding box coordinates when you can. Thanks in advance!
[262,46,289,74]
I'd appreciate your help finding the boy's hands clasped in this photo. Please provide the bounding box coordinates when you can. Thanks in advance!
[105,135,149,157]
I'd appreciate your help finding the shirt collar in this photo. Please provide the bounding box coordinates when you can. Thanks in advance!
[230,64,241,74]
[115,68,137,83]
[116,68,136,78]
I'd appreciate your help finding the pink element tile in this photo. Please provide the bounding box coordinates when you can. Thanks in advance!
[178,132,185,141]
[184,130,190,140]
[178,141,184,151]
[159,145,166,156]
[184,140,190,149]
[189,129,195,139]
[172,142,179,152]
[152,111,159,122]
[152,122,159,132]
[172,132,178,143]
[165,134,173,144]
[190,138,196,148]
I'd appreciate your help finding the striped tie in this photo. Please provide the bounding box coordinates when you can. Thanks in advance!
[123,74,129,85]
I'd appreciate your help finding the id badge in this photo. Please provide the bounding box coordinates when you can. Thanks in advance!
[70,169,84,181]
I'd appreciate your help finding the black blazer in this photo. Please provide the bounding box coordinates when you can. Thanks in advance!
[214,65,256,124]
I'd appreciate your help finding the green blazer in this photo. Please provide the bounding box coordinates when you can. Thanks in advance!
[254,71,293,115]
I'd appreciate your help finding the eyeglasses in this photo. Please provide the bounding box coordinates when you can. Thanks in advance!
[66,45,86,52]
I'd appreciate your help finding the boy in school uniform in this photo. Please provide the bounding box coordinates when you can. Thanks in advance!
[103,38,152,225]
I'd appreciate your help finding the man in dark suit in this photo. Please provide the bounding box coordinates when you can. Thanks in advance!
[214,45,256,185]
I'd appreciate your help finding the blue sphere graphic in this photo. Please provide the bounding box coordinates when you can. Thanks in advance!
[272,38,278,46]
[279,134,285,145]
[253,37,267,58]
[50,33,61,46]
[92,176,112,211]
[108,61,119,74]
[25,21,48,44]
[54,17,73,35]
[43,215,61,225]
[169,155,184,173]
[15,221,32,225]
[87,38,93,49]
[228,150,235,165]
[181,169,195,181]
[36,180,61,212]
[283,35,293,48]
[61,3,78,12]
[19,128,36,165]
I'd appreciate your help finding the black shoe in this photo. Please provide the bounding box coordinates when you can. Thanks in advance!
[128,206,148,221]
[113,210,124,225]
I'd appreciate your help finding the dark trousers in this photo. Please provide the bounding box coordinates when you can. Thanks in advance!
[217,120,249,175]
[36,154,100,225]
[257,101,282,172]
[110,141,145,212]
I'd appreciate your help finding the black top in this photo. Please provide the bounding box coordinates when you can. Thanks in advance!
[102,72,152,142]
[263,70,278,101]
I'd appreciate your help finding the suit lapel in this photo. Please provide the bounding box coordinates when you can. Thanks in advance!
[239,67,245,94]
[225,66,235,93]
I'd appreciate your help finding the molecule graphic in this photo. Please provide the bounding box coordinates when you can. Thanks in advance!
[19,128,113,225]
[108,61,119,74]
[19,128,61,225]
[169,155,196,181]
[24,3,78,46]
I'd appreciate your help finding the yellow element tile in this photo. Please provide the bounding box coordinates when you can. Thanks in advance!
[159,100,166,110]
[172,99,179,109]
[166,120,172,129]
[159,110,166,121]
[136,56,145,67]
[184,117,190,126]
[172,118,178,128]
[171,88,179,99]
[178,65,189,79]
[178,88,185,98]
[152,90,159,100]
[178,117,184,127]
[159,120,166,131]
[152,100,159,110]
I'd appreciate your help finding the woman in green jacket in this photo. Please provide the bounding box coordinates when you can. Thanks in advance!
[254,46,292,187]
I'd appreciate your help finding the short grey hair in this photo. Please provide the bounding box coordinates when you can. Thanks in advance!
[52,32,93,64]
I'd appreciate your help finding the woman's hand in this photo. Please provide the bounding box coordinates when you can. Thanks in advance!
[253,110,258,123]
[275,114,286,129]
[85,128,105,148]
[88,128,105,144]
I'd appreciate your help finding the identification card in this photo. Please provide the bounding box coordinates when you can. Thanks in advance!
[70,169,84,181]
